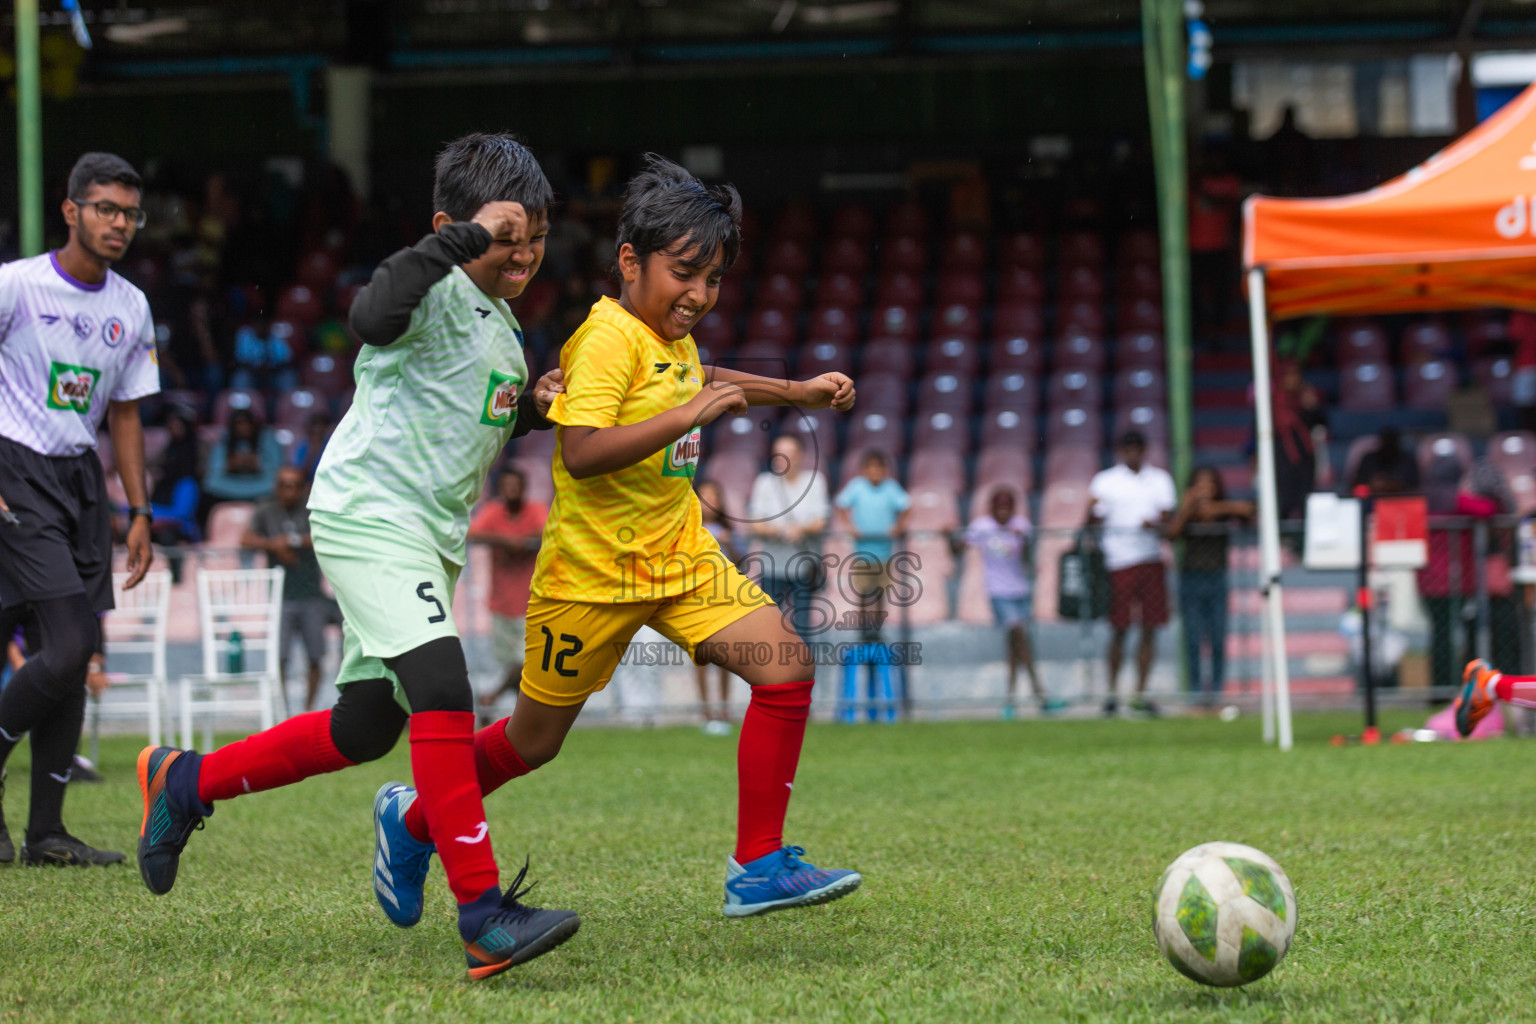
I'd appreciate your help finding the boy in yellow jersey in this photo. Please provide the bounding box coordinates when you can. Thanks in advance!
[375,154,863,926]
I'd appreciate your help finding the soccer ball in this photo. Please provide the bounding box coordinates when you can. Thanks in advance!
[1151,841,1296,987]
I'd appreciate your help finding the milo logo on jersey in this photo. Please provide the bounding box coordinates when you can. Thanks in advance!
[663,426,702,478]
[479,369,523,427]
[46,361,102,414]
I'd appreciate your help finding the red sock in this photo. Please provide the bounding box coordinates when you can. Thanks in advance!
[409,710,499,904]
[1493,674,1536,709]
[735,680,814,864]
[197,710,353,805]
[403,717,531,843]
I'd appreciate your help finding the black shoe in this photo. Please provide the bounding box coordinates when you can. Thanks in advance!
[70,755,104,783]
[1130,698,1161,718]
[0,771,12,864]
[1102,698,1118,718]
[136,745,205,895]
[21,831,126,866]
[464,860,581,980]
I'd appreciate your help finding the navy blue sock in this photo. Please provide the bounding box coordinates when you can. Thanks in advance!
[457,884,502,942]
[166,750,214,817]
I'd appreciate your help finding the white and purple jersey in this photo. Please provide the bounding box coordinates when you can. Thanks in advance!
[0,251,158,457]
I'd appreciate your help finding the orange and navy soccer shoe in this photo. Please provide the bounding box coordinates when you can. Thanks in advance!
[1454,659,1501,739]
[462,860,580,980]
[136,745,205,894]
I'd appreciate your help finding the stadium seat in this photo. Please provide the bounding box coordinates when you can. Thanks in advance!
[1114,331,1165,370]
[754,272,803,313]
[1117,261,1161,301]
[911,410,970,451]
[1118,297,1163,333]
[274,387,325,429]
[1112,404,1168,443]
[205,501,257,551]
[692,309,736,350]
[926,336,982,376]
[763,238,811,277]
[335,281,364,315]
[906,486,961,533]
[275,284,323,325]
[830,204,876,241]
[268,318,307,359]
[884,200,930,240]
[781,407,839,463]
[989,333,1044,375]
[712,407,777,460]
[1046,405,1103,449]
[211,388,267,427]
[697,452,759,523]
[878,235,928,275]
[1339,321,1390,365]
[1047,369,1101,410]
[992,301,1045,338]
[933,303,981,341]
[1113,368,1165,407]
[1405,359,1456,410]
[936,270,985,308]
[857,371,911,415]
[917,372,974,416]
[996,265,1045,303]
[983,371,1039,415]
[1060,231,1105,266]
[1340,362,1396,411]
[159,388,205,420]
[999,232,1045,271]
[731,340,794,379]
[909,447,967,497]
[1044,444,1101,487]
[860,338,915,379]
[979,408,1038,451]
[1464,312,1509,357]
[504,454,555,507]
[713,276,745,316]
[817,271,865,309]
[1340,435,1389,487]
[845,411,906,466]
[771,201,819,245]
[1491,431,1536,505]
[804,305,857,344]
[1059,300,1105,336]
[296,250,339,293]
[798,339,853,379]
[940,232,986,273]
[1474,356,1515,406]
[1402,319,1453,364]
[1054,330,1107,373]
[1060,264,1105,303]
[300,352,349,396]
[822,236,870,276]
[744,308,797,347]
[875,271,925,308]
[868,304,920,344]
[1418,432,1472,507]
[973,446,1033,506]
[140,426,170,468]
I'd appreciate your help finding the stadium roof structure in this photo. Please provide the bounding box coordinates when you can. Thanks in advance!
[1243,81,1536,320]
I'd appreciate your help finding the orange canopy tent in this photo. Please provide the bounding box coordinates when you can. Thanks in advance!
[1244,81,1536,320]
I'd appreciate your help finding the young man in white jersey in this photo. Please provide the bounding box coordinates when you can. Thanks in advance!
[134,134,578,980]
[0,152,157,865]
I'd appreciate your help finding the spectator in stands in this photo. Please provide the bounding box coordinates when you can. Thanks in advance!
[148,406,203,581]
[747,434,831,642]
[834,451,911,640]
[291,411,334,480]
[466,465,548,715]
[952,487,1062,718]
[203,407,282,504]
[1189,149,1243,341]
[696,479,740,735]
[1351,427,1419,496]
[231,320,297,392]
[1272,359,1326,522]
[1168,467,1254,711]
[1087,431,1177,717]
[242,465,339,711]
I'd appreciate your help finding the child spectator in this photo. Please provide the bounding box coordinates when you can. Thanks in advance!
[833,451,910,639]
[203,407,283,504]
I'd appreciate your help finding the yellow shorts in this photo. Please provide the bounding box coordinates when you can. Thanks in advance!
[522,559,770,706]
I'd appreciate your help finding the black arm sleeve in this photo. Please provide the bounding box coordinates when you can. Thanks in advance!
[348,222,493,347]
[510,388,554,439]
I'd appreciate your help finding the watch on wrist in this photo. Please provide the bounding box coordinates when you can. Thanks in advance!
[129,505,154,523]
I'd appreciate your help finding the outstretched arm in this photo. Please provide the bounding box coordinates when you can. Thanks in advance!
[704,366,856,411]
[561,384,748,480]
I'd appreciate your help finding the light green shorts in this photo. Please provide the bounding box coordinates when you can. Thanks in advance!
[311,511,462,711]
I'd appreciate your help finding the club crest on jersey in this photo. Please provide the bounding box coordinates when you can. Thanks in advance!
[46,360,101,414]
[479,368,523,427]
[101,317,126,348]
[73,313,94,340]
[662,426,702,478]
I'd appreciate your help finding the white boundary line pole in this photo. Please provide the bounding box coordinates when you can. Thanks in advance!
[1247,267,1294,751]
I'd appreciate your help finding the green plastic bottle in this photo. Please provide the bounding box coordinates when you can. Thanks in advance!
[227,630,245,674]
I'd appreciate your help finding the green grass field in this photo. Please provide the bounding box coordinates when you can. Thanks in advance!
[2,710,1535,1023]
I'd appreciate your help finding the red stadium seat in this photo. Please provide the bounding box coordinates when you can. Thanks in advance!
[335,281,364,315]
[1491,433,1536,513]
[1405,359,1456,411]
[875,271,925,308]
[697,452,759,523]
[798,339,852,379]
[983,371,1039,415]
[1418,432,1472,496]
[816,271,864,310]
[868,304,920,344]
[1339,320,1390,365]
[822,237,870,276]
[993,301,1044,339]
[926,336,982,376]
[1047,369,1101,409]
[1340,362,1396,411]
[1060,301,1105,336]
[713,275,745,316]
[1118,297,1162,333]
[940,232,986,273]
[267,318,308,359]
[911,410,970,451]
[989,333,1044,375]
[1117,230,1159,266]
[906,487,961,533]
[1112,404,1168,443]
[754,272,803,313]
[764,238,811,277]
[744,308,797,347]
[936,271,985,307]
[973,446,1032,505]
[831,204,876,241]
[917,372,973,416]
[1060,231,1105,266]
[212,388,267,427]
[1113,368,1165,407]
[300,352,350,396]
[1055,330,1107,373]
[909,447,967,493]
[860,338,915,380]
[999,232,1045,271]
[805,305,859,344]
[781,407,839,463]
[878,235,928,275]
[1115,331,1165,370]
[884,200,930,240]
[275,284,323,325]
[1474,356,1515,406]
[996,265,1045,303]
[979,408,1037,451]
[1060,265,1105,303]
[296,250,339,293]
[771,201,819,245]
[845,411,906,465]
[711,407,777,459]
[933,303,981,341]
[856,372,910,416]
[1464,311,1509,357]
[1044,445,1100,487]
[274,387,325,429]
[1402,319,1453,364]
[692,309,736,350]
[1118,261,1161,301]
[1046,405,1103,448]
[732,340,794,379]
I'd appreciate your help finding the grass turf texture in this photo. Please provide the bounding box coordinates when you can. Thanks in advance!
[1,710,1532,1023]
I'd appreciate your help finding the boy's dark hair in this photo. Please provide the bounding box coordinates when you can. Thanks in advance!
[433,133,553,223]
[862,451,888,470]
[68,152,141,199]
[616,153,742,272]
[497,463,527,486]
[1189,465,1226,502]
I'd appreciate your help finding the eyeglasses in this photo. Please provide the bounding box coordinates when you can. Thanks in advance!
[71,198,147,229]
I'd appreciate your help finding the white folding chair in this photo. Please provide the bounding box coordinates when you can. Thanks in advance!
[179,567,285,750]
[90,571,173,759]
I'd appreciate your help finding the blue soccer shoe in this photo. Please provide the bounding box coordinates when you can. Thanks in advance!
[723,845,861,917]
[372,781,435,927]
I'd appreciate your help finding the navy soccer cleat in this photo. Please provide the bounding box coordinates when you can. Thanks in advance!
[372,781,435,927]
[136,745,205,894]
[723,845,861,918]
[463,860,581,981]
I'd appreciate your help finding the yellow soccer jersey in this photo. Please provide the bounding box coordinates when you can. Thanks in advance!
[534,296,721,602]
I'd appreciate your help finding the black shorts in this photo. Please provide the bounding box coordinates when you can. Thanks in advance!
[0,435,114,615]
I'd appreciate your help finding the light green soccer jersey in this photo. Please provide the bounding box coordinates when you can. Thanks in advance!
[308,265,528,564]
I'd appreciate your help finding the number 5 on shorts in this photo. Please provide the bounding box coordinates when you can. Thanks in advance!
[540,625,582,677]
[416,582,447,624]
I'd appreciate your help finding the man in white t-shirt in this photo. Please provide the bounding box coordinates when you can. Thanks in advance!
[0,152,158,865]
[1087,431,1176,717]
[746,434,831,641]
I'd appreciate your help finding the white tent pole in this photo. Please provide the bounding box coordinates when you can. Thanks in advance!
[1247,267,1294,751]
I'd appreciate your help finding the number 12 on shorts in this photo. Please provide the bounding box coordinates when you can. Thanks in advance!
[540,625,582,677]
